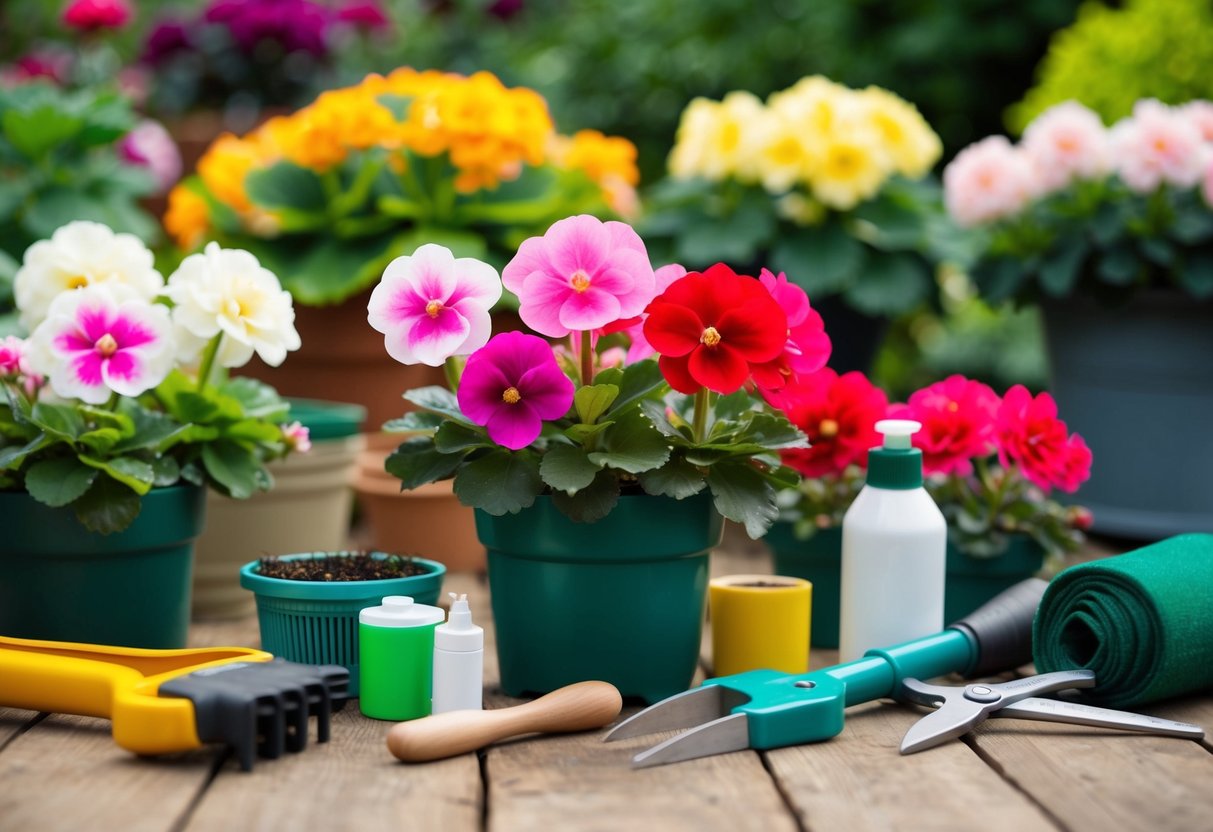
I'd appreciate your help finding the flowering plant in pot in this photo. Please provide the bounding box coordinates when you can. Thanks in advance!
[368,214,825,701]
[944,98,1213,537]
[640,76,947,369]
[0,220,304,647]
[772,370,1093,643]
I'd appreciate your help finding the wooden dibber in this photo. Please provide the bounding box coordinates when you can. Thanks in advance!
[386,681,623,762]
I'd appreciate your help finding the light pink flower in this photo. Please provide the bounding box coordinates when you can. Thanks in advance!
[0,336,25,376]
[282,421,312,453]
[502,215,656,338]
[622,263,687,363]
[943,136,1035,227]
[368,244,502,367]
[1204,157,1213,208]
[1181,100,1213,142]
[1021,101,1110,195]
[26,285,175,405]
[1111,99,1207,193]
[119,120,182,195]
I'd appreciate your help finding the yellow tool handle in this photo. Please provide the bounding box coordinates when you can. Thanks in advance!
[0,635,271,755]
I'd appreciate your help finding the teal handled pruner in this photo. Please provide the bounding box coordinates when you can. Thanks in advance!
[605,579,1047,767]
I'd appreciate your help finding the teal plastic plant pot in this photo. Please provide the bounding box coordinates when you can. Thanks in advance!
[477,492,722,705]
[765,523,844,649]
[239,553,446,697]
[284,398,367,440]
[0,484,205,649]
[943,536,1045,624]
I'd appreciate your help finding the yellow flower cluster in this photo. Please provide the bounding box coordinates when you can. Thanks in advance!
[548,129,641,217]
[669,76,941,212]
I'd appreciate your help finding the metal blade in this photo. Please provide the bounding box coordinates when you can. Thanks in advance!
[899,701,985,755]
[604,685,748,742]
[995,698,1206,739]
[631,713,750,768]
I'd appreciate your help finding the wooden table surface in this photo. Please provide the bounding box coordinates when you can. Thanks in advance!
[2,536,1211,832]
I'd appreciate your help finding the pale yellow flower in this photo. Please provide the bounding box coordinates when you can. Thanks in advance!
[751,109,816,193]
[668,91,765,181]
[804,122,894,210]
[768,75,851,137]
[859,87,942,178]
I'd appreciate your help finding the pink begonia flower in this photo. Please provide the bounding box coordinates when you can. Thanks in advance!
[62,0,132,31]
[457,331,575,450]
[0,336,26,376]
[751,268,831,403]
[1203,157,1213,208]
[943,136,1035,227]
[119,120,182,195]
[368,244,502,367]
[621,263,687,363]
[1021,101,1111,195]
[889,375,1000,476]
[1111,99,1207,194]
[282,421,312,453]
[996,385,1092,494]
[1181,100,1213,143]
[502,215,656,338]
[26,285,175,405]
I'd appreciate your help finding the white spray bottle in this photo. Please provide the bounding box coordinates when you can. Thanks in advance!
[838,419,946,663]
[432,593,484,714]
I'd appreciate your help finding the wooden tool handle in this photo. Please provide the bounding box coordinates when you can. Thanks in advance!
[386,680,622,762]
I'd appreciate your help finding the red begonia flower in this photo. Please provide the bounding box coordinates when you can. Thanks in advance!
[642,263,787,394]
[996,385,1092,493]
[779,369,889,478]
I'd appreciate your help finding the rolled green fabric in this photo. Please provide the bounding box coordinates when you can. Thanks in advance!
[1033,533,1213,708]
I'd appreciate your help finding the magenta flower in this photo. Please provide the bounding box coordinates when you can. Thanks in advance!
[368,244,502,367]
[457,331,575,450]
[62,0,132,31]
[26,286,176,405]
[751,268,832,402]
[0,336,26,377]
[502,215,656,338]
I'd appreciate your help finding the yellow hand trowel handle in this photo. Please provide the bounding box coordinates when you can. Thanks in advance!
[0,635,271,755]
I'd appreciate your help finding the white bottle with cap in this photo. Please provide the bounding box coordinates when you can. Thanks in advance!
[838,419,947,663]
[432,592,484,714]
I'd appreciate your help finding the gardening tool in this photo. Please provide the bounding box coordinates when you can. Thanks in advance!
[605,578,1046,767]
[896,669,1205,754]
[0,635,349,771]
[387,681,622,762]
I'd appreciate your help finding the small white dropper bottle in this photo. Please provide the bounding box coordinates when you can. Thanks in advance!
[432,592,484,714]
[838,419,946,663]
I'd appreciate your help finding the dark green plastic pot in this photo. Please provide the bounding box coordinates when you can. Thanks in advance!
[766,522,1045,647]
[0,484,205,649]
[477,492,722,704]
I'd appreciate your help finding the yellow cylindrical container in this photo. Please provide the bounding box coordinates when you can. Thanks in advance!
[709,575,812,677]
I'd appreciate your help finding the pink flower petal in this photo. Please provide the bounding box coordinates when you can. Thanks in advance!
[457,360,514,424]
[485,402,544,451]
[407,308,471,367]
[516,363,576,420]
[558,287,622,331]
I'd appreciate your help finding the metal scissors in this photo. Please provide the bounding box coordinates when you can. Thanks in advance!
[896,668,1205,754]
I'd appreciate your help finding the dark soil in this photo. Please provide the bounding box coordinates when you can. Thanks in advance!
[257,552,429,582]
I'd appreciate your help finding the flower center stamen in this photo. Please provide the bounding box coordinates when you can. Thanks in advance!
[818,418,839,438]
[502,386,522,404]
[570,270,591,293]
[700,326,721,347]
[95,333,119,358]
[425,299,444,318]
[66,275,88,289]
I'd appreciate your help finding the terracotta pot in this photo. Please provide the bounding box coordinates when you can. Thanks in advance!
[353,438,485,573]
[238,290,446,430]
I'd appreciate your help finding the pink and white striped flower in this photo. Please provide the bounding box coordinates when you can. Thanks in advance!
[368,244,503,367]
[26,285,176,405]
[1111,99,1207,194]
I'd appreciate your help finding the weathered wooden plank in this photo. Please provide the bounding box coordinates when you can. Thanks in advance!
[1152,695,1213,753]
[766,699,1059,832]
[0,707,40,748]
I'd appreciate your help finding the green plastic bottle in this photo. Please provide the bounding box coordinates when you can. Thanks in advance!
[359,595,444,721]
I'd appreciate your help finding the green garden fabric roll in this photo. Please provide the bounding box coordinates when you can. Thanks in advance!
[1033,533,1213,708]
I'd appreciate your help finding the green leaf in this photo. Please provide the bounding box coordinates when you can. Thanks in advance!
[1137,237,1174,268]
[712,391,755,423]
[252,232,416,306]
[639,399,691,441]
[73,475,142,535]
[245,162,328,214]
[607,360,667,415]
[845,251,932,315]
[771,223,866,297]
[382,410,446,434]
[1182,251,1213,299]
[80,405,134,434]
[574,384,619,424]
[0,433,50,471]
[2,106,83,158]
[636,456,707,499]
[222,377,290,420]
[151,455,181,487]
[24,457,98,507]
[1038,236,1089,297]
[200,440,262,499]
[403,386,474,424]
[1096,245,1140,286]
[587,409,671,474]
[707,460,778,539]
[376,93,413,120]
[735,411,810,451]
[1089,201,1125,247]
[111,401,189,453]
[675,198,774,266]
[452,449,542,515]
[551,468,620,522]
[539,443,601,493]
[971,257,1024,304]
[384,438,465,488]
[30,403,85,441]
[175,390,243,424]
[563,421,614,442]
[434,421,491,453]
[80,454,155,496]
[225,419,286,443]
[78,427,123,454]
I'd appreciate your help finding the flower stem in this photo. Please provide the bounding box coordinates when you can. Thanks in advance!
[196,334,223,392]
[443,355,464,392]
[580,330,594,385]
[692,387,710,443]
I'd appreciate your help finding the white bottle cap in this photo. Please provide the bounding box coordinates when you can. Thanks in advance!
[359,595,444,628]
[435,593,484,652]
[875,419,921,450]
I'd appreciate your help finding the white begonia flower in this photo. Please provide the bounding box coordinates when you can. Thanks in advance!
[14,221,164,332]
[165,242,301,369]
